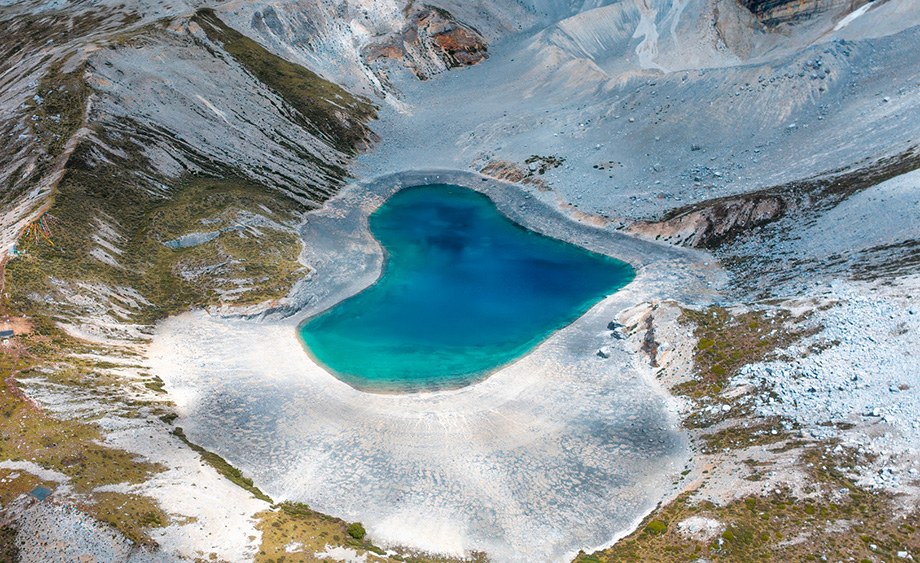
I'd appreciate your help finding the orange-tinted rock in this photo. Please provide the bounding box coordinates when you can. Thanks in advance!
[414,7,487,68]
[364,5,487,80]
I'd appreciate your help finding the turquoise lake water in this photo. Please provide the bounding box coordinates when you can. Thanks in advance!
[299,184,635,392]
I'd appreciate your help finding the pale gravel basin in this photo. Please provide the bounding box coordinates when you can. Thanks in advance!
[149,171,725,562]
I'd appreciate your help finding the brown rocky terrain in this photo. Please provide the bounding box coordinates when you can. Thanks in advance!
[366,4,488,80]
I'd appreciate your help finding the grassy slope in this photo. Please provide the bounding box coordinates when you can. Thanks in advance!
[6,166,309,325]
[24,59,89,159]
[255,501,488,563]
[0,313,169,545]
[193,9,376,158]
[0,8,140,210]
[577,449,919,562]
[0,10,378,555]
[576,306,919,562]
[255,502,389,563]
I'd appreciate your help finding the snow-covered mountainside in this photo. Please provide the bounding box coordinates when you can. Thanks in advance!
[0,0,918,561]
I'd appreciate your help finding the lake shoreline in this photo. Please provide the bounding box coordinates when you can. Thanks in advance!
[299,182,636,393]
[149,169,728,562]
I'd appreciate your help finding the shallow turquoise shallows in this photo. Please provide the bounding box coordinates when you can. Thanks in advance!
[299,184,635,392]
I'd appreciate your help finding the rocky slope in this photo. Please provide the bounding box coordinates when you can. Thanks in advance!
[0,2,383,560]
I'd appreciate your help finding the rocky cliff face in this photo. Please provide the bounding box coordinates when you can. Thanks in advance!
[365,5,488,80]
[628,194,786,248]
[214,0,516,110]
[739,0,861,26]
[628,146,920,249]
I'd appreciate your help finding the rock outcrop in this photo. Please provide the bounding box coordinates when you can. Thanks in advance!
[630,145,920,249]
[365,5,487,80]
[738,0,861,26]
[629,194,787,249]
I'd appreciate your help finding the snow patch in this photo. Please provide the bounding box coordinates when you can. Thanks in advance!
[834,3,873,31]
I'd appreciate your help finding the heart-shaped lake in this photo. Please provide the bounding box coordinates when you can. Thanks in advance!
[299,183,635,392]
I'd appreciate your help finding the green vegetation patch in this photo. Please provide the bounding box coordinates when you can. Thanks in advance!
[6,164,308,325]
[645,519,668,535]
[2,53,91,210]
[347,522,367,540]
[698,420,796,453]
[81,491,168,547]
[255,502,386,562]
[0,306,168,545]
[25,59,89,158]
[256,501,487,562]
[673,306,823,452]
[0,324,164,493]
[676,306,818,405]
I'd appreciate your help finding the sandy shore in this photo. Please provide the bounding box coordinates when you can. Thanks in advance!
[149,170,725,562]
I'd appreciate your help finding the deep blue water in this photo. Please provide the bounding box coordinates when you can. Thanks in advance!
[299,184,635,392]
